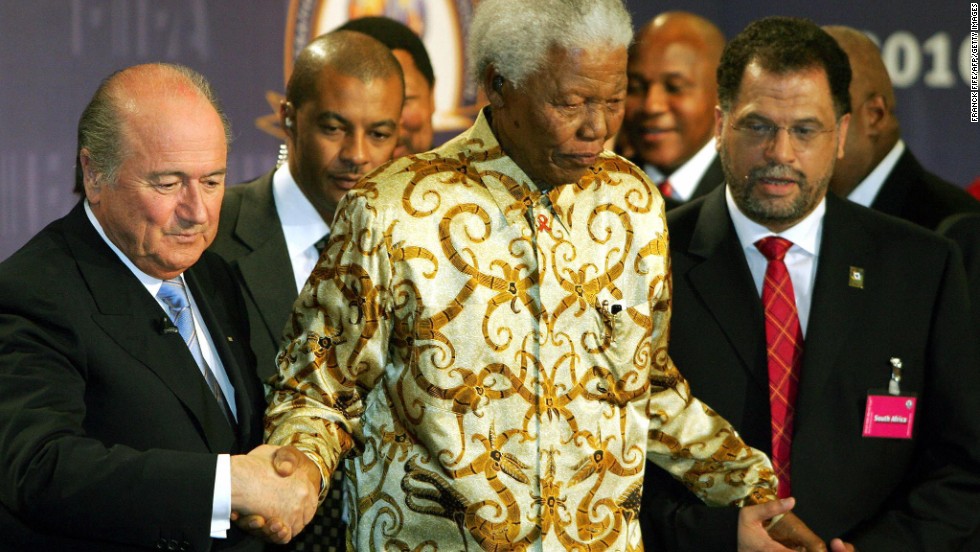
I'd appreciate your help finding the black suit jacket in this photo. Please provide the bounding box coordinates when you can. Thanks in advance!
[210,172,298,379]
[870,148,980,229]
[641,189,980,551]
[637,153,724,211]
[0,203,265,552]
[939,213,980,307]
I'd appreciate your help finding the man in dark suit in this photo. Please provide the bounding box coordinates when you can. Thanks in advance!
[641,17,980,551]
[210,32,404,552]
[211,31,404,380]
[824,25,980,229]
[623,11,725,210]
[0,63,319,551]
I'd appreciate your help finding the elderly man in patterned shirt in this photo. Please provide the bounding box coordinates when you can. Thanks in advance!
[263,0,827,550]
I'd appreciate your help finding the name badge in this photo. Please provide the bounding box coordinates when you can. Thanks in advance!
[862,392,917,439]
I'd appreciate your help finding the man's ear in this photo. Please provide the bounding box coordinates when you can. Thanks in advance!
[280,101,296,138]
[79,148,102,204]
[713,106,725,150]
[484,68,506,109]
[836,113,851,160]
[862,94,888,138]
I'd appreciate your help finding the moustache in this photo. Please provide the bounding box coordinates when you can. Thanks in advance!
[748,164,806,182]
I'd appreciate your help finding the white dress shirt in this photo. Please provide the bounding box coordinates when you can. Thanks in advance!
[846,140,905,208]
[725,186,825,335]
[272,163,331,294]
[84,201,234,538]
[643,139,718,202]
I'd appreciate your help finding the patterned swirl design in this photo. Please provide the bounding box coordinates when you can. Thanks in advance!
[265,112,777,551]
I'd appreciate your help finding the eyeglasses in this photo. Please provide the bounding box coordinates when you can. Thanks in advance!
[729,121,836,150]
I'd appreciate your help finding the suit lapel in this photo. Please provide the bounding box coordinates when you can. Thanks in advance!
[65,205,238,453]
[690,154,724,201]
[683,189,769,387]
[233,176,297,344]
[795,196,874,422]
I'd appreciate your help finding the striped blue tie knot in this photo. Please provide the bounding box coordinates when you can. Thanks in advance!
[158,278,194,343]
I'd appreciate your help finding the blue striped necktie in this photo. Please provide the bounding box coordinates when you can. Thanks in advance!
[158,278,235,426]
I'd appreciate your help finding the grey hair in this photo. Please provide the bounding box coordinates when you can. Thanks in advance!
[74,63,232,194]
[468,0,633,89]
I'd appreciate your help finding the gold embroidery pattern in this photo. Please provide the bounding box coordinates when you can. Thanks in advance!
[266,111,776,550]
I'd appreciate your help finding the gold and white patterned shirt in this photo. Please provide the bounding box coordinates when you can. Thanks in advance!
[266,110,777,551]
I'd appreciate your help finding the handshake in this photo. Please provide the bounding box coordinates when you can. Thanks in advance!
[230,444,324,544]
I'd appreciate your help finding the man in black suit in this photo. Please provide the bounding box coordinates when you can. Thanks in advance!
[641,17,980,551]
[0,63,319,551]
[210,32,404,552]
[824,25,980,229]
[623,11,725,209]
[211,31,404,379]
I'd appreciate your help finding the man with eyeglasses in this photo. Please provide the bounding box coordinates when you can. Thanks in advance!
[640,17,980,552]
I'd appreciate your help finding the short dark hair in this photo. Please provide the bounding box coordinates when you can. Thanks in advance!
[337,16,434,88]
[717,16,851,119]
[286,30,404,110]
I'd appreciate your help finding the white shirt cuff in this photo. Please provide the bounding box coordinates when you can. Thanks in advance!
[211,454,231,538]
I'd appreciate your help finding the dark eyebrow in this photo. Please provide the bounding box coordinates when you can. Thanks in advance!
[317,111,350,127]
[318,112,397,132]
[370,119,398,131]
[739,113,825,127]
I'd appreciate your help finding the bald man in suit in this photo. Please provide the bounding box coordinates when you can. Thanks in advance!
[825,25,980,229]
[623,11,726,210]
[211,31,404,380]
[0,63,318,551]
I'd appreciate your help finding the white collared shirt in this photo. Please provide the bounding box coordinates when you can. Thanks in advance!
[725,186,825,335]
[643,139,718,202]
[846,140,905,207]
[84,200,234,538]
[272,163,331,293]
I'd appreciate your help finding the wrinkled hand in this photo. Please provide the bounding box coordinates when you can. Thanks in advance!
[830,538,856,552]
[738,497,827,552]
[230,444,320,544]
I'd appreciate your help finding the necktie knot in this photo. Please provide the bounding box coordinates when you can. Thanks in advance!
[314,233,330,256]
[158,278,193,342]
[157,278,189,312]
[755,236,793,262]
[658,179,674,199]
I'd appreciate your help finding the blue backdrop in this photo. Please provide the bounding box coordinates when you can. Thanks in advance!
[1,0,976,260]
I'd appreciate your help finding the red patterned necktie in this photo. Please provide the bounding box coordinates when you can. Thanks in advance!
[658,179,674,199]
[755,236,803,499]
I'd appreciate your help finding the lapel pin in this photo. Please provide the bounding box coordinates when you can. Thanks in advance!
[848,266,865,289]
[226,336,235,342]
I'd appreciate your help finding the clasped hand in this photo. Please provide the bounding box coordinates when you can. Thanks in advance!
[230,444,322,544]
[738,497,856,552]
